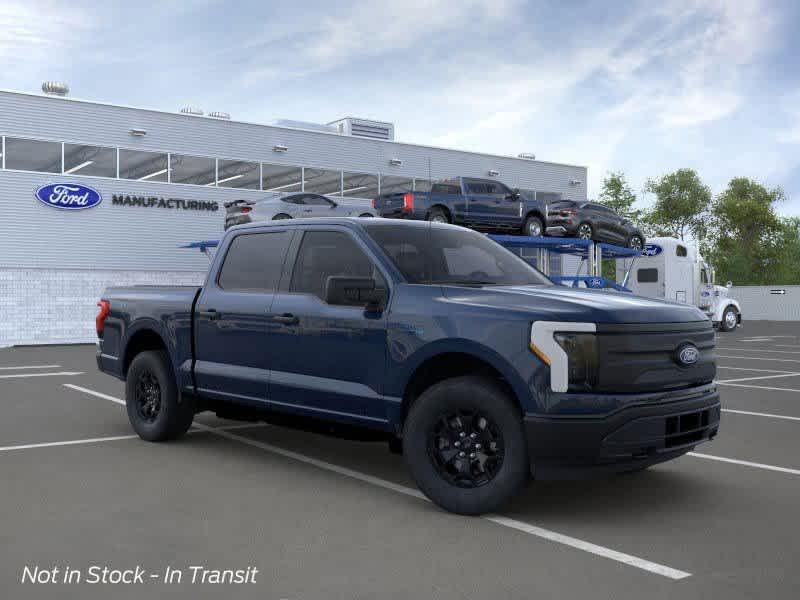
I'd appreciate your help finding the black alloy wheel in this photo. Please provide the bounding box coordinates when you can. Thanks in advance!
[628,235,644,250]
[427,410,505,488]
[134,369,162,423]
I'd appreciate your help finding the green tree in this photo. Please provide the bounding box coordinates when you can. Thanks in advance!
[707,178,786,285]
[642,169,711,241]
[598,171,640,220]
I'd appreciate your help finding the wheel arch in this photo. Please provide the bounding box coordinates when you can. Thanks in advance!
[426,204,452,222]
[398,345,529,426]
[121,323,169,377]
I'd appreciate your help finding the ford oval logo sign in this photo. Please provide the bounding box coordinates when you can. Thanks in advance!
[35,183,102,210]
[676,343,700,366]
[642,244,663,257]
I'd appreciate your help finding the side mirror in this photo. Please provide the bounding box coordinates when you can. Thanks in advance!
[507,188,521,200]
[329,201,338,208]
[325,276,386,309]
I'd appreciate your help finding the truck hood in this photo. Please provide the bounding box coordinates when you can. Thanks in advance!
[442,284,709,324]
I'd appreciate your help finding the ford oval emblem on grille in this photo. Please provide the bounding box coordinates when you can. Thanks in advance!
[35,183,102,210]
[676,343,700,366]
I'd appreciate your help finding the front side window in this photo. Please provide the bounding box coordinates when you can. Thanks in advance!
[291,231,383,300]
[364,224,552,286]
[701,269,708,284]
[4,137,61,173]
[303,194,334,206]
[676,245,688,257]
[218,231,292,292]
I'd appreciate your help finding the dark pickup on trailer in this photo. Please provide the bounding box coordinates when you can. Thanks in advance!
[373,176,549,236]
[96,218,720,515]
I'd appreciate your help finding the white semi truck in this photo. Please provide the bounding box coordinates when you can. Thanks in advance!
[617,237,742,331]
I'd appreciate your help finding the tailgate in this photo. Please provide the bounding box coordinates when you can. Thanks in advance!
[374,192,409,217]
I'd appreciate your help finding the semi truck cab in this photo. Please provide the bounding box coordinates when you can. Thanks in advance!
[619,236,742,331]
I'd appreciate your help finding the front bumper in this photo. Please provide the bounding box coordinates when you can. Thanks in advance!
[524,385,720,479]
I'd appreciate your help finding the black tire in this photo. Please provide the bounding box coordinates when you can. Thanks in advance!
[428,207,450,224]
[576,222,593,240]
[523,215,544,237]
[272,213,291,220]
[126,350,194,442]
[628,234,644,250]
[719,306,739,332]
[403,376,529,515]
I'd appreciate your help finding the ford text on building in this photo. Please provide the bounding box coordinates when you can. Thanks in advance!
[0,87,587,345]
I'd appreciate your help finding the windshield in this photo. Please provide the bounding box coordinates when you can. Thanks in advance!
[363,224,553,286]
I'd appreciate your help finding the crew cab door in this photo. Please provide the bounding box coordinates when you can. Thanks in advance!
[194,229,294,403]
[267,228,390,424]
[484,180,520,226]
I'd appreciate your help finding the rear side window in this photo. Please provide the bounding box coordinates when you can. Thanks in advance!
[290,231,383,300]
[466,182,487,194]
[218,231,292,292]
[637,268,659,283]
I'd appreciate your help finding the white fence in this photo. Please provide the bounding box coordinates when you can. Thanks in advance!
[728,285,800,321]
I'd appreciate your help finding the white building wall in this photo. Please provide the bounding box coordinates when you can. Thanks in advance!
[728,285,800,321]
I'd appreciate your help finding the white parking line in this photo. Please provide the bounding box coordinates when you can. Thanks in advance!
[689,452,800,476]
[717,373,800,384]
[0,364,61,370]
[717,382,800,393]
[0,371,84,379]
[717,347,800,355]
[717,355,800,363]
[66,384,692,580]
[722,408,800,422]
[204,424,691,580]
[0,423,269,453]
[717,366,798,374]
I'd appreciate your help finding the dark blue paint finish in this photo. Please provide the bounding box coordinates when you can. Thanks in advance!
[97,218,718,471]
[35,183,103,210]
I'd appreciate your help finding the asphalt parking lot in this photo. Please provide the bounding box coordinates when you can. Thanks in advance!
[2,321,799,599]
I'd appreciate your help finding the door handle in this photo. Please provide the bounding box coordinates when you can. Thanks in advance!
[198,309,219,320]
[273,313,299,325]
[303,209,312,213]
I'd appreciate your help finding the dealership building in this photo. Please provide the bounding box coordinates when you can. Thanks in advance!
[0,85,588,346]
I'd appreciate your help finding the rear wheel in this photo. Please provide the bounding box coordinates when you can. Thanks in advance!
[576,222,593,240]
[523,215,544,237]
[428,207,450,224]
[403,376,529,515]
[272,213,291,220]
[719,306,739,332]
[126,350,194,442]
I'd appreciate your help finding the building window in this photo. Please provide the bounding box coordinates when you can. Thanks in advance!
[342,171,379,199]
[4,137,61,173]
[119,149,168,182]
[262,163,302,192]
[170,154,216,186]
[380,176,413,195]
[304,167,342,195]
[63,143,117,177]
[217,159,260,189]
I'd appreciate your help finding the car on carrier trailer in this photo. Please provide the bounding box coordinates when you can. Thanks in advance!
[96,219,720,515]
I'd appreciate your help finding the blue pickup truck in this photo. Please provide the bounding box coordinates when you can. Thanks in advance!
[96,218,720,515]
[373,177,549,236]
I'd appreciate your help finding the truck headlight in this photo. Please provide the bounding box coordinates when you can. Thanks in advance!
[554,333,598,392]
[530,321,597,392]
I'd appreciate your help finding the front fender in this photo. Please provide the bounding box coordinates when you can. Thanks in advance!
[713,299,741,322]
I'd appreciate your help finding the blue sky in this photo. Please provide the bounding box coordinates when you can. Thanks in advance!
[2,0,799,213]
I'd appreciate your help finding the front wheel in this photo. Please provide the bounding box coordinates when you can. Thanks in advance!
[523,215,544,237]
[403,376,529,515]
[719,306,739,332]
[126,350,194,442]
